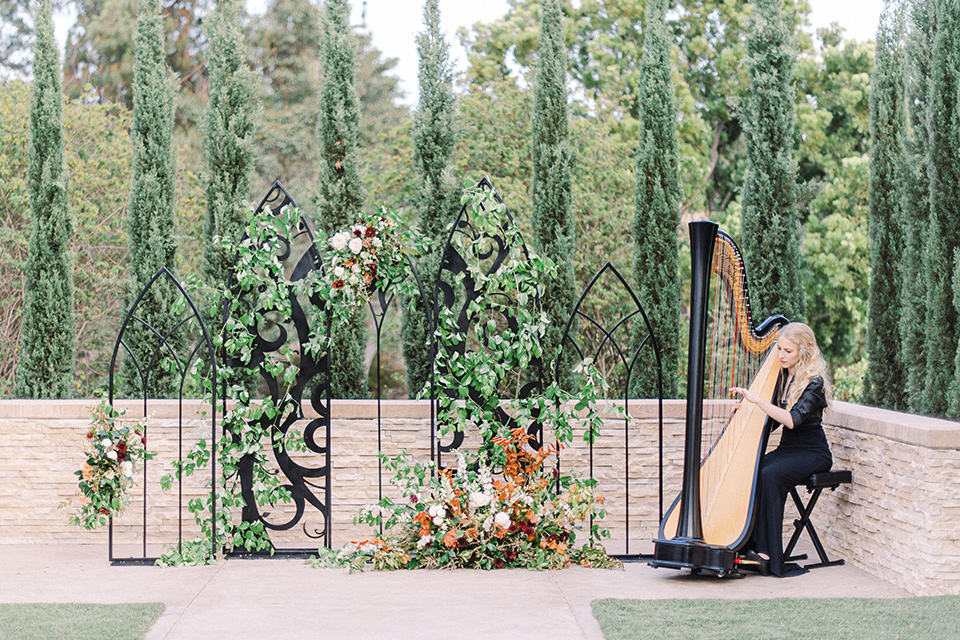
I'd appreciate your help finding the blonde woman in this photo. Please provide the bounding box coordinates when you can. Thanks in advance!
[731,322,833,577]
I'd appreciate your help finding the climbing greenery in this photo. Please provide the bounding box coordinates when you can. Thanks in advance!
[313,185,622,571]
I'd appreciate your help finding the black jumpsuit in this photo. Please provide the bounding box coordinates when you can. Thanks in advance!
[750,373,832,577]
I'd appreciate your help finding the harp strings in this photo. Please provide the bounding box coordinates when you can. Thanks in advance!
[701,235,766,507]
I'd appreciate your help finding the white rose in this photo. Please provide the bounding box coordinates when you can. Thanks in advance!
[372,237,382,248]
[104,470,115,480]
[349,237,363,254]
[482,516,493,532]
[331,232,348,251]
[470,492,492,510]
[106,449,118,461]
[334,266,345,278]
[433,516,443,526]
[349,274,359,285]
[417,535,432,549]
[494,511,511,529]
[101,438,112,448]
[428,504,445,518]
[121,460,133,477]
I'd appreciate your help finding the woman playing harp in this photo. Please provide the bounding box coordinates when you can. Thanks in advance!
[731,322,833,577]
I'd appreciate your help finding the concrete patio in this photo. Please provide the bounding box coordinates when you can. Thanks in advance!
[0,543,911,639]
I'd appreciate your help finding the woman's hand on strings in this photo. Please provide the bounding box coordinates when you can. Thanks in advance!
[730,386,760,405]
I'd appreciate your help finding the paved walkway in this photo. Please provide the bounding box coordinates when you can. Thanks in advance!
[0,544,910,639]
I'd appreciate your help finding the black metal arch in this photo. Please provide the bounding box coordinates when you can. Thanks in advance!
[107,266,218,564]
[429,176,544,468]
[222,180,332,552]
[554,261,664,559]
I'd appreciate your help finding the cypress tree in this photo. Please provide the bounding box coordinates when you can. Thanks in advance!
[318,0,367,398]
[899,0,933,413]
[203,0,261,314]
[531,0,577,388]
[952,249,960,415]
[402,0,457,397]
[630,0,681,399]
[14,0,75,398]
[923,0,960,417]
[739,0,806,322]
[863,2,907,410]
[122,0,180,397]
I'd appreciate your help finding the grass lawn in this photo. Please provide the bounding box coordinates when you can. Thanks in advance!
[0,603,164,640]
[592,596,960,640]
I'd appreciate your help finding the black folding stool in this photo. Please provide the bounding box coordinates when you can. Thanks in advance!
[783,470,852,569]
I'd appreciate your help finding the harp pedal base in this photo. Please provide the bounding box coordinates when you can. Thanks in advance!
[649,538,738,577]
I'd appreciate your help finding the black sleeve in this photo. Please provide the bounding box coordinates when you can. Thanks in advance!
[789,377,826,430]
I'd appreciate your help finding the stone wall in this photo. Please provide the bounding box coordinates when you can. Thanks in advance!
[1,398,959,595]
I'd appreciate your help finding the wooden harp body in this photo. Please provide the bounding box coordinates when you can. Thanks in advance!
[650,221,788,576]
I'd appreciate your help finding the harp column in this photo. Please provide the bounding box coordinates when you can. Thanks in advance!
[675,220,719,540]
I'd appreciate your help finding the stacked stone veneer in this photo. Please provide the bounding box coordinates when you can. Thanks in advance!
[1,398,958,595]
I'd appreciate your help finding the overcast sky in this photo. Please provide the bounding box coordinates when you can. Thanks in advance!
[54,0,887,105]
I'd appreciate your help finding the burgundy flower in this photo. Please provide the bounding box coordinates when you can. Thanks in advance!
[116,441,128,462]
[333,279,345,289]
[365,226,376,238]
[354,228,363,238]
[494,558,505,568]
[409,494,418,504]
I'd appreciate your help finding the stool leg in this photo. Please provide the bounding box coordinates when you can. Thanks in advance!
[784,488,809,562]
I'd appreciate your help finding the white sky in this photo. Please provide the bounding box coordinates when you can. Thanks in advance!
[53,0,886,105]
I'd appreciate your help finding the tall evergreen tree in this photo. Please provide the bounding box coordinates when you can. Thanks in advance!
[203,0,261,315]
[531,0,576,388]
[317,0,367,398]
[14,0,75,398]
[863,2,907,409]
[122,0,179,397]
[630,0,681,399]
[739,0,806,322]
[900,0,933,413]
[402,0,457,397]
[923,0,960,417]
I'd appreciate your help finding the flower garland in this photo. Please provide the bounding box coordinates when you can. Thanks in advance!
[326,209,406,310]
[70,401,155,530]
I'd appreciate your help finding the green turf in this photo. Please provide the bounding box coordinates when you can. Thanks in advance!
[592,596,960,640]
[0,603,164,640]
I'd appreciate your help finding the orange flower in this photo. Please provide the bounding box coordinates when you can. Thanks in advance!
[557,543,568,554]
[82,463,94,481]
[465,527,479,540]
[414,511,432,536]
[443,530,459,548]
[526,510,537,523]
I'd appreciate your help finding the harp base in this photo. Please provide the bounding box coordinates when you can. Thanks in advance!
[649,538,737,576]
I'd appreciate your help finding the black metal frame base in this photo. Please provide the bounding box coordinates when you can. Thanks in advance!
[784,470,852,569]
[649,538,738,576]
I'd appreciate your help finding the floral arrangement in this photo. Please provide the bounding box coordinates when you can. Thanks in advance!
[70,401,154,530]
[325,209,406,310]
[314,428,620,572]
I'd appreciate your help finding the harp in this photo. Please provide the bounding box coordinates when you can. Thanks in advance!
[650,221,788,576]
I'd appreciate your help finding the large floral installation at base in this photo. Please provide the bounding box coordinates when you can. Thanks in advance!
[315,428,619,571]
[70,400,154,530]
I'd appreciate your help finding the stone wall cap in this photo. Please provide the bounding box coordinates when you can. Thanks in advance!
[827,401,960,449]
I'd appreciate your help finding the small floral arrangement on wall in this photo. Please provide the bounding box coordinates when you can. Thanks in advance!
[325,209,406,310]
[70,401,155,530]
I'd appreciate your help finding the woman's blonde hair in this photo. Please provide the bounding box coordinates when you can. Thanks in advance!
[778,322,832,409]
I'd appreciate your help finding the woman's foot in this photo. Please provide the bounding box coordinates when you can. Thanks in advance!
[737,550,770,576]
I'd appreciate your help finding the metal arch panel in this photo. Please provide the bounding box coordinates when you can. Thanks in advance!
[106,266,218,564]
[429,177,545,468]
[553,261,665,559]
[222,181,333,553]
